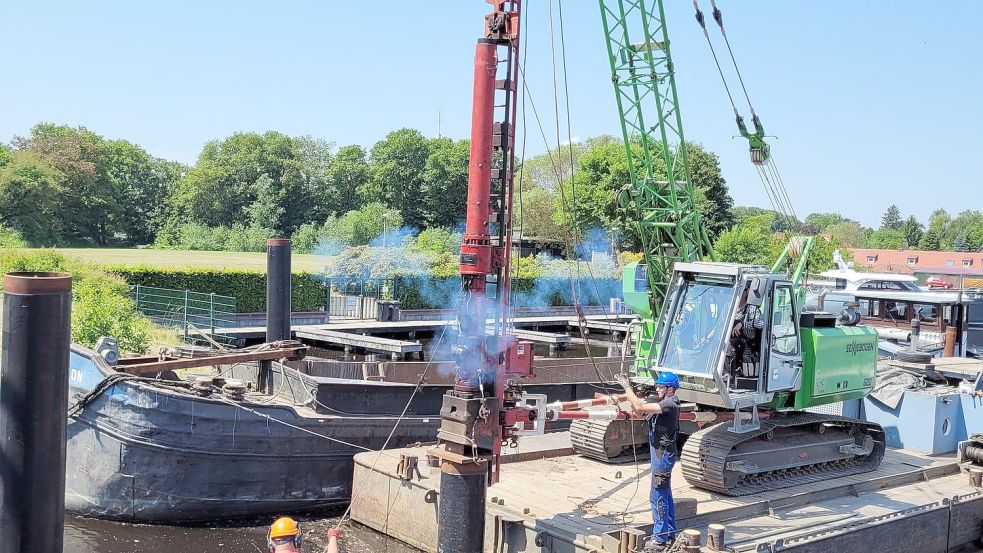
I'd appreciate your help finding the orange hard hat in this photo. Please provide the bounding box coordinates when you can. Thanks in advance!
[269,517,300,539]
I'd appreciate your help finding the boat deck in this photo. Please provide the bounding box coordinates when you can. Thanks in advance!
[351,432,983,552]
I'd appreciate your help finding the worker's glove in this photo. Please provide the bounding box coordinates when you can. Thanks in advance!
[328,528,341,540]
[613,373,632,391]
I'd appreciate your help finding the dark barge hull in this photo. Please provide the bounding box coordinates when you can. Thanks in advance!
[65,345,607,522]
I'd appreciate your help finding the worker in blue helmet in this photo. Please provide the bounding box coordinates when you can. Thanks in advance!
[615,370,681,552]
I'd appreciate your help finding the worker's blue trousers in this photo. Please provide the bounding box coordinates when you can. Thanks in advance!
[649,445,676,544]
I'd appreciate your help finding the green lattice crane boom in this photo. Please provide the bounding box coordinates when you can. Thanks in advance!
[598,0,714,323]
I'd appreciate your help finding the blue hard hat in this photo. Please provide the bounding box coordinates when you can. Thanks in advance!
[655,371,680,388]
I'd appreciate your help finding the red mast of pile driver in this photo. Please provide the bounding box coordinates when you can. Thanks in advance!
[433,2,535,552]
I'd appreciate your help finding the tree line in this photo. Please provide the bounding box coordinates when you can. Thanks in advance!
[726,203,983,255]
[3,122,971,262]
[0,124,738,255]
[0,125,471,249]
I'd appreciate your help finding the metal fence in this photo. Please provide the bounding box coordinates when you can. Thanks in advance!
[132,285,237,346]
[325,277,393,319]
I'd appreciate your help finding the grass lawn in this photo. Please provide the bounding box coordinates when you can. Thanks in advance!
[34,248,330,272]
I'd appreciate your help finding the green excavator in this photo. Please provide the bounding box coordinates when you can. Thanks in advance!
[569,0,885,496]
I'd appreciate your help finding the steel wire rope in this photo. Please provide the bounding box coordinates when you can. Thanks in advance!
[543,0,621,386]
[544,0,582,306]
[707,0,806,241]
[555,0,581,283]
[330,322,450,534]
[708,0,755,116]
[508,0,532,333]
[557,0,626,380]
[694,0,799,232]
[707,0,801,228]
[553,3,643,533]
[693,0,740,116]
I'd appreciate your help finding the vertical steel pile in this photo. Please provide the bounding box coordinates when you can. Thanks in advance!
[0,272,73,553]
[261,238,292,393]
[435,2,529,552]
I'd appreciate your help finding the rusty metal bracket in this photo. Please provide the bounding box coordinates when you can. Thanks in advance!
[396,454,421,481]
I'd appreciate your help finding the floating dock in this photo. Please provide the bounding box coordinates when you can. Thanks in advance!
[212,314,636,357]
[350,432,983,552]
[293,327,424,359]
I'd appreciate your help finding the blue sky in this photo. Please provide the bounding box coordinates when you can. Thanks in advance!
[2,1,980,228]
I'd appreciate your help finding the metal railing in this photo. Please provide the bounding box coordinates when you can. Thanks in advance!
[325,277,393,319]
[132,285,237,346]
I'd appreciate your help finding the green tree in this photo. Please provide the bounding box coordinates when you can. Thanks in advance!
[685,143,734,239]
[171,131,295,228]
[953,233,970,252]
[421,137,470,228]
[413,227,461,255]
[0,151,63,245]
[867,228,904,249]
[103,139,184,245]
[919,208,950,250]
[919,228,942,250]
[880,204,903,230]
[326,203,404,247]
[827,221,866,248]
[14,124,120,245]
[328,145,371,215]
[517,186,565,242]
[288,135,335,226]
[901,216,923,249]
[804,212,847,232]
[515,140,589,192]
[368,129,430,227]
[560,138,627,235]
[730,206,766,226]
[947,210,983,251]
[714,214,773,265]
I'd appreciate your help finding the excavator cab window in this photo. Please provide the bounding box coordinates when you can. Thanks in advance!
[659,277,733,377]
[770,285,799,356]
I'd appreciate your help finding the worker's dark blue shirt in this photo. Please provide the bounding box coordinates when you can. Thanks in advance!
[645,395,680,454]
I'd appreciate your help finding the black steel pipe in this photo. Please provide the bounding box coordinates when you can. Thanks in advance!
[437,461,487,553]
[266,238,292,342]
[0,272,72,553]
[261,238,291,393]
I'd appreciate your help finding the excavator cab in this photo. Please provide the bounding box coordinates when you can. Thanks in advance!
[646,262,805,412]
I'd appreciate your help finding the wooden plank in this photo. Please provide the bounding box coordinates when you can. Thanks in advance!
[506,327,571,345]
[568,319,634,333]
[293,328,422,354]
[120,345,306,374]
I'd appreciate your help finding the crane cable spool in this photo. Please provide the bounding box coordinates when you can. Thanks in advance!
[787,236,806,261]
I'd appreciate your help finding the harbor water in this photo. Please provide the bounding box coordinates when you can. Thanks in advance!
[64,512,419,553]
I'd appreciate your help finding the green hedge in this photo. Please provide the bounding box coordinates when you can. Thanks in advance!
[110,266,327,313]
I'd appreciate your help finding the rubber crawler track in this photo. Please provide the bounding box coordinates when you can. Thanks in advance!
[679,412,885,496]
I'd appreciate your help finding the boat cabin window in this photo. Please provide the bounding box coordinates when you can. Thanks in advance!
[858,280,921,292]
[913,303,937,324]
[858,297,947,332]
